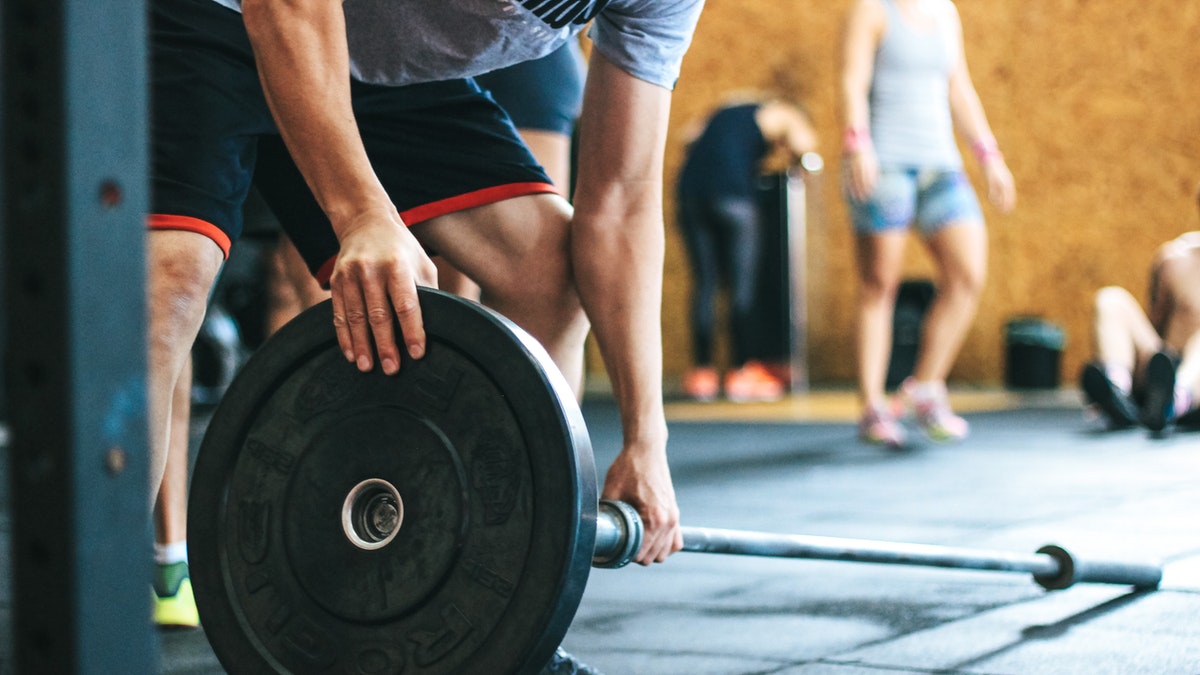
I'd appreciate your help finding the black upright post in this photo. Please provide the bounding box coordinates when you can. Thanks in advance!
[3,0,154,672]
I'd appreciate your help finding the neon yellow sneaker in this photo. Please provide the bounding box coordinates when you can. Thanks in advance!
[153,562,200,629]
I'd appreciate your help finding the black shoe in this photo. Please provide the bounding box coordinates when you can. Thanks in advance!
[1177,406,1200,428]
[1080,362,1139,429]
[1141,351,1179,432]
[539,647,603,675]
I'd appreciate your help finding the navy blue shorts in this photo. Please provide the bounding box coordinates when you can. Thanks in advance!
[474,42,586,136]
[150,0,555,285]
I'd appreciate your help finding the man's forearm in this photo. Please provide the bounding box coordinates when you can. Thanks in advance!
[571,211,669,450]
[242,0,393,231]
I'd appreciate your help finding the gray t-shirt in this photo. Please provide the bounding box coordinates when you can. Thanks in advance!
[210,0,704,91]
[869,0,961,168]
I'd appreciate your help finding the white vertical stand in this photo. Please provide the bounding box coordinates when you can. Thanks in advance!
[784,154,822,393]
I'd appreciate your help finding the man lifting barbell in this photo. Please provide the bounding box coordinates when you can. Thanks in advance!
[149,0,704,670]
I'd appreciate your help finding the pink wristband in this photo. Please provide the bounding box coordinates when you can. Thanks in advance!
[843,127,872,154]
[971,138,1002,162]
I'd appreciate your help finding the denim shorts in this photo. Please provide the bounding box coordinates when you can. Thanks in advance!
[847,167,983,235]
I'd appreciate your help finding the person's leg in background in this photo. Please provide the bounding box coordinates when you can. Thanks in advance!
[905,220,986,440]
[230,183,331,338]
[718,197,783,402]
[900,171,988,442]
[678,199,722,401]
[848,167,918,447]
[1081,285,1160,428]
[853,227,909,446]
[265,232,330,335]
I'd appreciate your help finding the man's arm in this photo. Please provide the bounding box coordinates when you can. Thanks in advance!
[570,51,681,565]
[241,0,436,375]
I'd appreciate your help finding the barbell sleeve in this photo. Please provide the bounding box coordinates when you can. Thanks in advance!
[593,500,1161,591]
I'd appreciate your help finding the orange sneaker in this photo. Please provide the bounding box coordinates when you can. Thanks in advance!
[682,367,720,401]
[723,361,784,403]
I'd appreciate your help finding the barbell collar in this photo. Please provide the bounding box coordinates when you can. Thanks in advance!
[1033,544,1161,591]
[593,500,643,569]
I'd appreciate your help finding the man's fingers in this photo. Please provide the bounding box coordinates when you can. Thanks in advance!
[332,283,374,372]
[633,502,682,565]
[390,275,427,362]
[330,291,355,365]
[363,281,401,375]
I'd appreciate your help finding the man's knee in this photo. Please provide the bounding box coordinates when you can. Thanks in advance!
[147,230,225,349]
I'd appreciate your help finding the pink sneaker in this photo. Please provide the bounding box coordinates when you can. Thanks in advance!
[858,403,907,449]
[902,378,969,442]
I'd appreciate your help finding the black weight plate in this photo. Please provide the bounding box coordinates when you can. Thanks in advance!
[189,288,598,675]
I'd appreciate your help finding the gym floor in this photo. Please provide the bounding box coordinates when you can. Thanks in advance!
[2,387,1199,674]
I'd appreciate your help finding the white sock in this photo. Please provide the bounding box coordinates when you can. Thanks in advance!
[155,541,188,566]
[907,379,945,402]
[1175,386,1194,415]
[1103,364,1133,395]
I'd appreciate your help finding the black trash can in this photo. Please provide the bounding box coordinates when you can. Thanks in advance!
[1005,318,1065,389]
[886,280,936,390]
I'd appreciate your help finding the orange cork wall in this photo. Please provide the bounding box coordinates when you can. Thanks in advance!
[637,0,1200,388]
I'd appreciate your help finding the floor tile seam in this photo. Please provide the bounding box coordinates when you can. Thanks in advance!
[1160,542,1200,560]
[1155,584,1200,596]
[801,587,1114,666]
[567,646,999,675]
[830,512,1163,554]
[812,655,1005,675]
[964,493,1200,537]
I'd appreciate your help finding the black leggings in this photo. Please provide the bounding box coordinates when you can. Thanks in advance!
[677,197,762,367]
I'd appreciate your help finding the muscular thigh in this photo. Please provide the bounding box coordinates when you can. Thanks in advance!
[414,193,574,296]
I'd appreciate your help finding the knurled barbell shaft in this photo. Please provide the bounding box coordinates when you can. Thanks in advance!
[593,500,1161,591]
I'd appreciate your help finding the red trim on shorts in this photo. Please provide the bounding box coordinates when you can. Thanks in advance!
[401,182,558,225]
[316,256,337,289]
[147,214,232,259]
[313,181,558,288]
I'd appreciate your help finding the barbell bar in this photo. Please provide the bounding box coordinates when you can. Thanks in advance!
[593,500,1162,591]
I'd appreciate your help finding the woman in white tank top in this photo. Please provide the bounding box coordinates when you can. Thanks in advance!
[840,0,1016,448]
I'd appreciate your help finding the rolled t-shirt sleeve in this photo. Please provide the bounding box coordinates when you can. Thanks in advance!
[587,0,705,90]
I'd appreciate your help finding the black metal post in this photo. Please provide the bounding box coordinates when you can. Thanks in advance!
[3,0,154,671]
